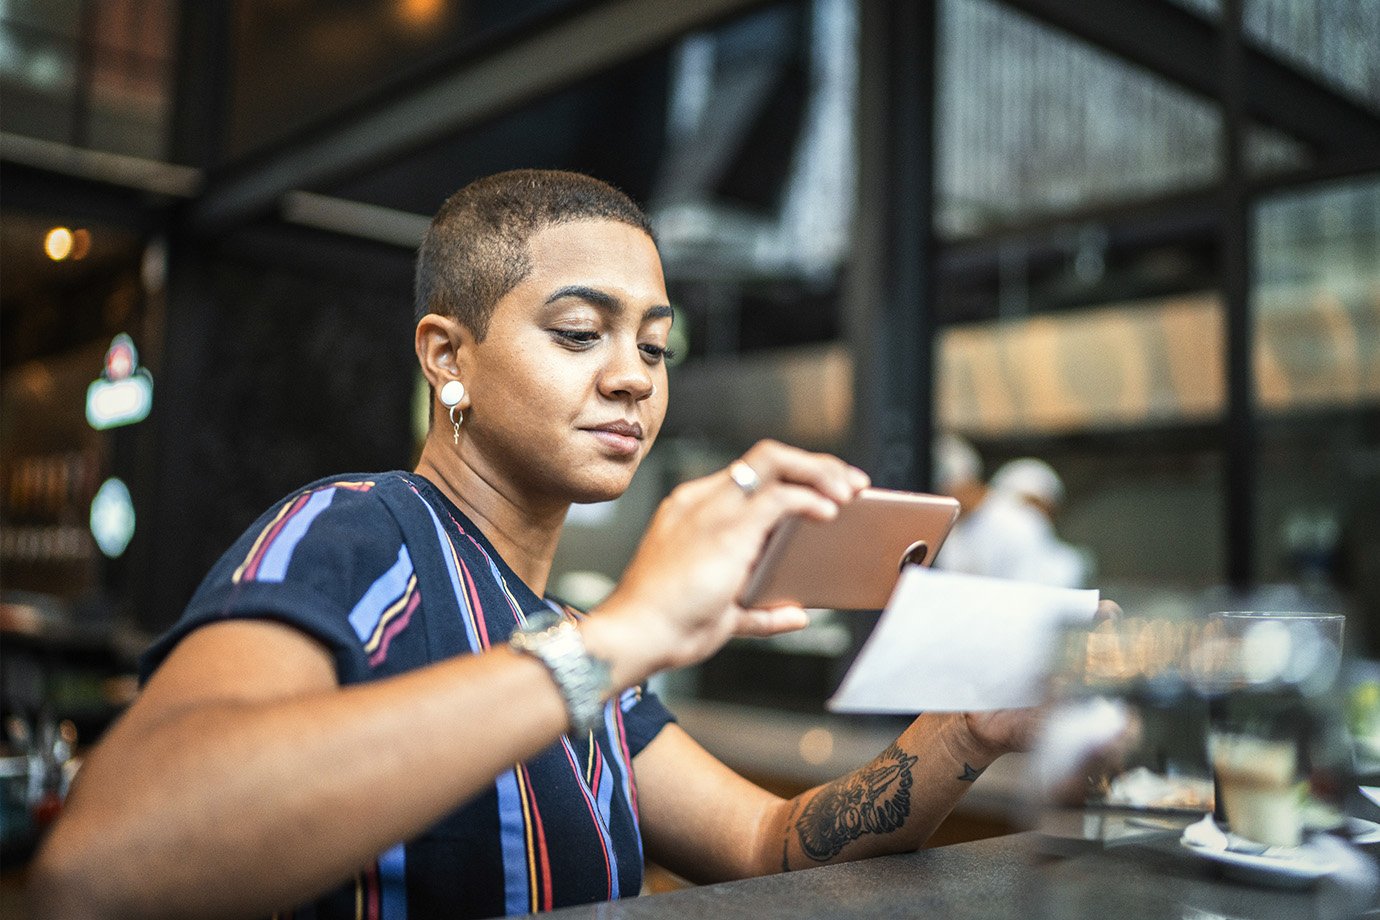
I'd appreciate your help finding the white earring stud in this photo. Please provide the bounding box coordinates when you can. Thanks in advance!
[439,381,466,444]
[439,380,465,407]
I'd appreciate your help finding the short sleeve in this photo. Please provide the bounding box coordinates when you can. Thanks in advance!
[139,477,404,685]
[619,686,677,757]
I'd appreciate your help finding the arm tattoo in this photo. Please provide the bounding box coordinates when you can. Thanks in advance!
[781,799,802,872]
[957,762,985,782]
[794,743,919,862]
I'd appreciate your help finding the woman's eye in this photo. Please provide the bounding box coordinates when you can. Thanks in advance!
[640,343,675,362]
[552,329,599,346]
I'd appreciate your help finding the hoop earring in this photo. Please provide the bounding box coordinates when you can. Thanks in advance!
[439,380,466,445]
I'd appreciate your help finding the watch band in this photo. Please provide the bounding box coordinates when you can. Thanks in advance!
[509,610,612,733]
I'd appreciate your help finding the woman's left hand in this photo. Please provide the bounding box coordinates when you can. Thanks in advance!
[960,598,1123,759]
[586,440,869,684]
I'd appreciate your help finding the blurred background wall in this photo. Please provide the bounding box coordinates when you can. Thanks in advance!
[1,0,1378,862]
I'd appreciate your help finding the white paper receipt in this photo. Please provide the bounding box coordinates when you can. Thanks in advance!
[828,566,1100,713]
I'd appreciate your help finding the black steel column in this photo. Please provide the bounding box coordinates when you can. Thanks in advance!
[1221,0,1256,590]
[846,0,938,490]
[131,1,233,633]
[70,0,95,148]
[169,0,232,169]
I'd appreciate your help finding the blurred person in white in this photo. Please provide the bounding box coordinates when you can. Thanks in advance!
[933,437,1090,588]
[988,458,1092,589]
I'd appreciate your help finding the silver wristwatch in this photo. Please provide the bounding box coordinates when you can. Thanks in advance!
[509,610,612,733]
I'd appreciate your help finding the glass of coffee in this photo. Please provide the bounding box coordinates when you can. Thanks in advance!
[1205,612,1346,848]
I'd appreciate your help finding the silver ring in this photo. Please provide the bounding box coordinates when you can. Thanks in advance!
[728,460,762,497]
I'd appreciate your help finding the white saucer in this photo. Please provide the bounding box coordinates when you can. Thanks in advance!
[1179,821,1340,889]
[1337,816,1380,845]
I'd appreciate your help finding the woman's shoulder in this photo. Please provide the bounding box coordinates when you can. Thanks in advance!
[262,471,421,520]
[219,472,427,577]
[287,470,409,499]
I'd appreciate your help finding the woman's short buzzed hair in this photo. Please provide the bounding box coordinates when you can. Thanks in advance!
[414,169,655,339]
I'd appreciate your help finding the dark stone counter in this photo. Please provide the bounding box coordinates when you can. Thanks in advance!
[536,830,1380,920]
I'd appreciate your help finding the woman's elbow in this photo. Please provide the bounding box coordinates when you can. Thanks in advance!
[26,826,119,920]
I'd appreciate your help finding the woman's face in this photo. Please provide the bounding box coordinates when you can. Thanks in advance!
[460,219,672,506]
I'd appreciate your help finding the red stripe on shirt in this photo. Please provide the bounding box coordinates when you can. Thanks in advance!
[521,764,554,911]
[368,589,420,667]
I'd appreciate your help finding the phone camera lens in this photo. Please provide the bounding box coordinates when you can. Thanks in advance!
[899,541,928,570]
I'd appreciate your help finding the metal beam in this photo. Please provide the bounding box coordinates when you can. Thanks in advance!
[191,0,772,233]
[845,0,938,491]
[0,132,202,198]
[170,0,232,169]
[1001,0,1380,156]
[1220,0,1256,591]
[280,192,430,248]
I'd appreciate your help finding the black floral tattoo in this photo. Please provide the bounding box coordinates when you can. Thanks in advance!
[795,743,919,862]
[957,762,984,782]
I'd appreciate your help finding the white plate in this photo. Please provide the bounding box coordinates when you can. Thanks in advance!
[1338,816,1380,846]
[1180,835,1340,888]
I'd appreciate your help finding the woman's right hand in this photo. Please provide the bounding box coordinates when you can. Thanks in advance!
[584,440,869,684]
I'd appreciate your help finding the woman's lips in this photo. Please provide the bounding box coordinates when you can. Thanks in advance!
[585,421,643,456]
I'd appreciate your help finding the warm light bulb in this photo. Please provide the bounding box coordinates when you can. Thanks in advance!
[45,227,74,261]
[71,228,91,260]
[397,0,443,28]
[798,728,834,765]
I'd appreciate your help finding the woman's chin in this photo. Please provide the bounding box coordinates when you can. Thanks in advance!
[566,484,630,506]
[562,473,635,506]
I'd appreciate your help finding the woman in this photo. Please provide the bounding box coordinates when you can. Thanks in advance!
[31,170,1071,919]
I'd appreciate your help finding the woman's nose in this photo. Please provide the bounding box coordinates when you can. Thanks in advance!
[600,345,654,401]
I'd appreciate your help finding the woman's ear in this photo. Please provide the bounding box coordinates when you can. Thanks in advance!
[415,313,473,395]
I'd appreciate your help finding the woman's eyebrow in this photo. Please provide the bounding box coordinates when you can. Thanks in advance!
[546,284,619,310]
[545,285,673,323]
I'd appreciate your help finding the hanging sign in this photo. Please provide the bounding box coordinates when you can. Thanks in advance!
[86,333,153,430]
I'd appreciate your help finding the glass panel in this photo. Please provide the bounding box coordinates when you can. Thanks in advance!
[1246,0,1380,114]
[937,0,1222,239]
[0,0,176,157]
[938,296,1225,436]
[0,1,81,144]
[1253,177,1380,650]
[85,0,176,158]
[1255,178,1380,412]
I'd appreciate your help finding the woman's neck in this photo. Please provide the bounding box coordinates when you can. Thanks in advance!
[414,438,567,596]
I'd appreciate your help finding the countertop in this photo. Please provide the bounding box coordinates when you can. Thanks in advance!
[534,828,1380,920]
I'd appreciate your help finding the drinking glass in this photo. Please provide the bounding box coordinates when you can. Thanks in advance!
[1034,616,1217,820]
[1204,612,1347,847]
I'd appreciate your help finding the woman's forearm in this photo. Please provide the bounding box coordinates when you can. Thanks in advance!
[29,638,569,920]
[772,712,998,874]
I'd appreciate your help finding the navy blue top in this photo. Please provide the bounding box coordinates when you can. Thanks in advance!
[142,472,676,919]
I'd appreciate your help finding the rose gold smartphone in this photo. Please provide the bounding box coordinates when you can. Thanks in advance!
[738,488,960,610]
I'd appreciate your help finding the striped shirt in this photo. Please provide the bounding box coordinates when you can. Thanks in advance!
[141,472,675,919]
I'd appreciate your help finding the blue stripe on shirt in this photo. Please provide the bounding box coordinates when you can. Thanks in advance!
[605,701,643,863]
[348,545,414,642]
[407,486,483,653]
[258,488,336,582]
[496,769,531,915]
[380,842,407,920]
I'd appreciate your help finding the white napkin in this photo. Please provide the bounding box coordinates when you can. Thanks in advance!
[828,566,1100,713]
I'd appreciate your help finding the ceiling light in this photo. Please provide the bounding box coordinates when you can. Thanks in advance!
[44,226,73,261]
